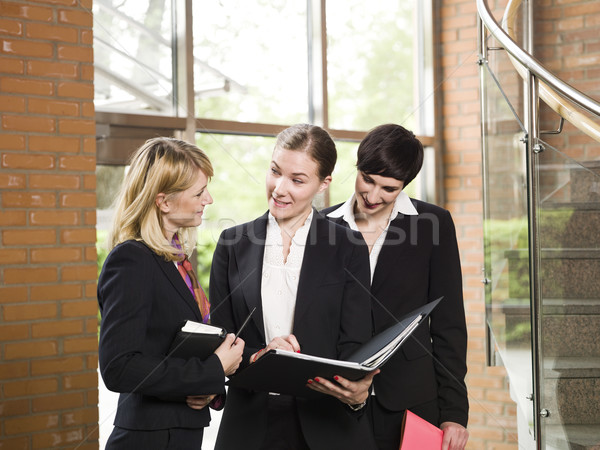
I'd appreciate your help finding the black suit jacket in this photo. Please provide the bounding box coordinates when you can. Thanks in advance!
[209,210,377,450]
[323,199,469,427]
[98,240,226,430]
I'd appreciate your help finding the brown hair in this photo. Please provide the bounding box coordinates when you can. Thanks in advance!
[275,123,337,180]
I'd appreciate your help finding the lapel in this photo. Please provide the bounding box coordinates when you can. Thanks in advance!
[235,213,268,338]
[294,211,330,328]
[152,250,203,322]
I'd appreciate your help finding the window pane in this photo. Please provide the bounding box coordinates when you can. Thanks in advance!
[93,0,175,114]
[326,0,419,131]
[193,1,309,124]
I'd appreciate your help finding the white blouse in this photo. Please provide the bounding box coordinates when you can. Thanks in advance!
[326,191,418,281]
[261,210,313,344]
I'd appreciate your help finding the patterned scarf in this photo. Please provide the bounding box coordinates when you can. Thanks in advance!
[171,234,210,323]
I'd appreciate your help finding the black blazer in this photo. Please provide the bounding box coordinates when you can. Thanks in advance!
[98,240,226,431]
[209,210,377,450]
[323,199,469,427]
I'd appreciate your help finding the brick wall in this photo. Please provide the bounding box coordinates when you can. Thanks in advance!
[439,0,519,449]
[0,1,98,448]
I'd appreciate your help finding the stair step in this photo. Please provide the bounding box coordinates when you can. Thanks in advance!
[539,207,600,249]
[506,249,600,299]
[545,424,600,450]
[544,356,600,378]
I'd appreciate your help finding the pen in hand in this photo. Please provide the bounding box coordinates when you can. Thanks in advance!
[233,306,256,345]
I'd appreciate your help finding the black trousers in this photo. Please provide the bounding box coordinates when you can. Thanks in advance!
[259,394,310,450]
[106,426,204,450]
[366,397,439,450]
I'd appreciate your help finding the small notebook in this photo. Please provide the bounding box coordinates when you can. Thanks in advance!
[168,321,226,360]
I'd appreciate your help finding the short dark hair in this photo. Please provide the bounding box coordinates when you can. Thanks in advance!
[356,124,424,186]
[275,123,337,180]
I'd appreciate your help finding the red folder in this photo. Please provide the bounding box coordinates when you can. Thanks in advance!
[399,410,443,450]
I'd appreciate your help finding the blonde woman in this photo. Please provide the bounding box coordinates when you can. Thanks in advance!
[98,137,244,449]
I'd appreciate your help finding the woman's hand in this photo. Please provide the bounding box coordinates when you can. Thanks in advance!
[306,369,379,406]
[185,394,215,410]
[250,334,301,363]
[440,421,469,450]
[214,333,244,376]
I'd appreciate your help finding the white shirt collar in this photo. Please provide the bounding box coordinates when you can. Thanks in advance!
[327,190,418,222]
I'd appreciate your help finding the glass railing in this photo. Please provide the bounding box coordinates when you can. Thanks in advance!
[478,0,600,448]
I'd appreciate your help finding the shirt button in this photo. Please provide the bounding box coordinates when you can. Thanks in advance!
[277,290,282,295]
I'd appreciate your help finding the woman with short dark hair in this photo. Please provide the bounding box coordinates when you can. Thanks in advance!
[323,124,470,450]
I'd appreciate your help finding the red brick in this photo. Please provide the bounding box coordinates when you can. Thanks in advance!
[28,97,80,116]
[32,428,85,449]
[32,392,84,413]
[1,114,55,132]
[62,406,97,426]
[61,264,96,282]
[57,82,94,100]
[29,210,79,226]
[4,412,59,434]
[80,28,93,45]
[0,361,29,379]
[32,319,84,338]
[29,135,80,153]
[31,356,84,375]
[60,228,96,245]
[26,22,78,42]
[83,210,96,225]
[0,94,26,112]
[0,172,26,188]
[1,38,53,57]
[84,246,96,262]
[0,2,54,22]
[1,152,55,170]
[57,44,93,62]
[82,136,95,153]
[64,336,98,353]
[2,77,54,97]
[58,9,93,27]
[62,300,97,318]
[29,174,80,190]
[2,192,57,208]
[83,173,95,189]
[0,18,23,36]
[30,283,82,302]
[2,229,56,246]
[0,55,24,74]
[3,301,58,320]
[63,372,97,390]
[59,192,96,208]
[4,341,58,361]
[58,118,95,135]
[59,155,95,171]
[81,64,94,82]
[0,133,26,150]
[0,286,28,303]
[30,247,82,263]
[0,248,27,264]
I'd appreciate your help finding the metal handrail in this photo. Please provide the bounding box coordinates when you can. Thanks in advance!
[477,0,600,141]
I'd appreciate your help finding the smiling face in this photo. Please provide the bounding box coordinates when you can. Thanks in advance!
[266,147,331,227]
[158,168,213,236]
[354,171,404,219]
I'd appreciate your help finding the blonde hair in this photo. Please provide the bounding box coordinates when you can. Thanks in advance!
[108,137,214,261]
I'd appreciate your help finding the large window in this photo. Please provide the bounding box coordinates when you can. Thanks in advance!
[94,3,437,446]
